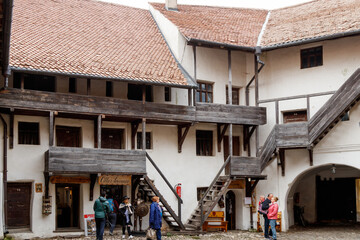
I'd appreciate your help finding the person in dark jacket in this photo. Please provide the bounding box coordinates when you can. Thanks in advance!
[107,194,119,236]
[149,196,162,240]
[262,193,273,239]
[93,191,111,240]
[119,196,134,239]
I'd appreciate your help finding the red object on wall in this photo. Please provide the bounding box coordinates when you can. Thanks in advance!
[175,183,182,198]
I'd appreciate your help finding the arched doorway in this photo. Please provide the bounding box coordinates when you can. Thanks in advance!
[286,164,360,227]
[226,190,236,230]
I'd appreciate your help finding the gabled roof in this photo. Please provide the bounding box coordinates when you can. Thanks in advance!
[150,3,268,49]
[10,0,191,87]
[261,0,360,48]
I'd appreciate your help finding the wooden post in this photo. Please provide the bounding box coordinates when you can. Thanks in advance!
[90,174,97,201]
[9,109,14,149]
[279,149,285,176]
[308,147,314,166]
[49,111,55,147]
[87,79,91,95]
[142,118,146,150]
[228,50,233,157]
[44,172,50,198]
[131,121,140,150]
[20,73,24,90]
[142,85,146,104]
[178,124,191,153]
[275,100,279,124]
[188,89,192,106]
[254,50,260,156]
[97,115,102,149]
[193,45,197,106]
[307,96,310,121]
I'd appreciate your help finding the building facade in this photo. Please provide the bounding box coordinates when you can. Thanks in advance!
[0,0,359,238]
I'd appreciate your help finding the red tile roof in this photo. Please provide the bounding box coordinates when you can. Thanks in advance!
[10,0,190,87]
[150,3,268,48]
[261,0,360,47]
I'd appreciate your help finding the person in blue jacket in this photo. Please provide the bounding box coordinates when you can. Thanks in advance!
[149,196,162,240]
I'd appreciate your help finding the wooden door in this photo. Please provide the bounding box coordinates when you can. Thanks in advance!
[56,184,80,228]
[7,183,31,228]
[101,128,124,149]
[56,126,81,147]
[224,136,240,174]
[226,190,236,230]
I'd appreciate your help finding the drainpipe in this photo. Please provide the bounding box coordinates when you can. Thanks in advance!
[0,115,8,234]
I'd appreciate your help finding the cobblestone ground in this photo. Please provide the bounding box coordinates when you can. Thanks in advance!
[39,225,360,240]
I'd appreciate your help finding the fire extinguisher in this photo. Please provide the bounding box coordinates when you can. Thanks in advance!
[175,183,182,198]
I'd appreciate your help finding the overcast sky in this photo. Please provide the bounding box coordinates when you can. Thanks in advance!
[99,0,313,10]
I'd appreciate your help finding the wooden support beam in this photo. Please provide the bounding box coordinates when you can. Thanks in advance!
[90,174,97,201]
[275,100,279,124]
[217,123,229,152]
[97,114,102,149]
[243,126,248,152]
[49,111,55,147]
[308,147,314,166]
[245,178,260,197]
[20,73,24,90]
[178,124,191,153]
[142,85,146,104]
[9,109,14,149]
[87,79,91,95]
[248,126,256,141]
[279,148,285,176]
[44,172,50,198]
[131,121,140,150]
[142,118,146,150]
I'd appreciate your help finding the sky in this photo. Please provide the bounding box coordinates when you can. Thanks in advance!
[98,0,314,10]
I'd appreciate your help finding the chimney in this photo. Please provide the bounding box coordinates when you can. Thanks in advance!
[165,0,177,11]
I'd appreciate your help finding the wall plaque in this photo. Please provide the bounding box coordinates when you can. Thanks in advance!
[98,175,131,185]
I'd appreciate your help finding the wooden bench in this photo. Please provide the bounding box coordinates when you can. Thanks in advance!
[202,211,228,232]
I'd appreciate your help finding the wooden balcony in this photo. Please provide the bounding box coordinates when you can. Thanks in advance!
[229,156,265,178]
[0,88,266,125]
[45,147,146,175]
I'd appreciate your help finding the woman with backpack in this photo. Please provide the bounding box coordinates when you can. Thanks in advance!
[119,196,134,239]
[93,191,111,240]
[107,194,119,236]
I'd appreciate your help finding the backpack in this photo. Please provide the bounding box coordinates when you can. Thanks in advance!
[108,199,115,213]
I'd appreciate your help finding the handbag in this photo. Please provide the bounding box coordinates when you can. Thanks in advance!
[146,228,156,240]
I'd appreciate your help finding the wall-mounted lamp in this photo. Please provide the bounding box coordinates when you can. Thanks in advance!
[331,164,336,174]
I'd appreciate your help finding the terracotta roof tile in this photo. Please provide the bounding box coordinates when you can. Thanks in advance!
[150,3,268,48]
[10,0,189,86]
[261,0,360,47]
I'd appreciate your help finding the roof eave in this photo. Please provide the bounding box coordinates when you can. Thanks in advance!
[10,66,193,89]
[187,38,256,53]
[261,29,360,51]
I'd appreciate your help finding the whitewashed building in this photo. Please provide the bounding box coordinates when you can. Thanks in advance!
[0,0,359,238]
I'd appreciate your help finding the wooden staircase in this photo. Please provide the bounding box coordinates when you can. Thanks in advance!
[260,68,360,171]
[139,176,185,230]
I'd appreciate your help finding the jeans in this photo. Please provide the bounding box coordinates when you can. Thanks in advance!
[155,228,161,240]
[108,212,117,233]
[122,225,131,235]
[95,218,106,240]
[269,219,277,239]
[263,214,270,238]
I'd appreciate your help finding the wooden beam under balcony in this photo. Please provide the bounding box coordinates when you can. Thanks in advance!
[45,147,146,175]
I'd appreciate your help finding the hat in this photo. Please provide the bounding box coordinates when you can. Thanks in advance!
[123,196,130,201]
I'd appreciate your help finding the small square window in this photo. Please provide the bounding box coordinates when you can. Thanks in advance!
[196,82,213,103]
[18,122,40,145]
[137,132,152,149]
[196,130,213,156]
[301,46,323,69]
[164,87,171,102]
[106,81,113,97]
[69,78,76,93]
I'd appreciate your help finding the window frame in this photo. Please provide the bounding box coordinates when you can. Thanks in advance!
[18,122,40,145]
[196,130,213,156]
[136,132,152,150]
[196,82,214,103]
[300,46,323,69]
[226,86,240,105]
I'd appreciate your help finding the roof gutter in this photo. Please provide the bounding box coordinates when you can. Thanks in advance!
[2,0,14,87]
[186,37,256,53]
[262,29,360,51]
[10,66,194,89]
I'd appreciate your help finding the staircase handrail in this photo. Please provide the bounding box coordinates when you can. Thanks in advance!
[200,155,231,227]
[146,152,183,222]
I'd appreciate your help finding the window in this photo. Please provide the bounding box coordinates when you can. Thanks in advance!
[69,78,76,93]
[18,122,40,145]
[301,46,323,69]
[13,72,56,92]
[128,84,152,102]
[101,128,125,149]
[164,87,171,102]
[106,81,113,97]
[56,126,82,147]
[226,87,240,105]
[197,187,208,201]
[196,130,213,156]
[283,110,308,124]
[196,82,213,103]
[137,132,152,149]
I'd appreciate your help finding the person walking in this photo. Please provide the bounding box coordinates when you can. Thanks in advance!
[93,191,111,240]
[258,195,266,235]
[149,196,162,240]
[107,194,119,236]
[262,193,273,239]
[119,196,134,239]
[268,197,279,240]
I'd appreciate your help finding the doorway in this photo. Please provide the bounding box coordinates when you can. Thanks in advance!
[7,183,32,229]
[56,126,81,147]
[56,184,80,229]
[224,136,240,174]
[225,190,236,230]
[316,176,357,222]
[100,185,124,224]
